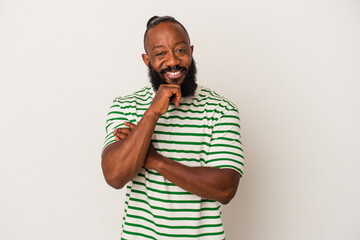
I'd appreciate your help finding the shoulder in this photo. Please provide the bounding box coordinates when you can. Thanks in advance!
[196,85,239,113]
[113,86,154,104]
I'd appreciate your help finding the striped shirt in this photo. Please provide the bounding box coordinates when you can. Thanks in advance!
[103,85,244,239]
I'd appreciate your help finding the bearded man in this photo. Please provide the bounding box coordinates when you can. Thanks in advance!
[101,16,244,239]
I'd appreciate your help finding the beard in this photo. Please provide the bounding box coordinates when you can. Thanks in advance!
[148,57,197,98]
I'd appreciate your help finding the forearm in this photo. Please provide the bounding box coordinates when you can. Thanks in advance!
[101,110,159,189]
[149,154,241,204]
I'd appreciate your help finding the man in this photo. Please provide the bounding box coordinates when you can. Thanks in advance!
[102,16,244,239]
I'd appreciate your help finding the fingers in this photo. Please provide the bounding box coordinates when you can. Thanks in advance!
[113,122,137,142]
[172,93,181,107]
[149,84,182,116]
[114,133,128,142]
[124,121,136,129]
[167,85,182,107]
[113,127,131,142]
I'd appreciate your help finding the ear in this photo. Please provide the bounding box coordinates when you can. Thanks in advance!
[142,53,149,67]
[190,45,194,56]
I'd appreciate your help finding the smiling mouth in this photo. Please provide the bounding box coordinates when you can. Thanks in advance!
[165,70,182,79]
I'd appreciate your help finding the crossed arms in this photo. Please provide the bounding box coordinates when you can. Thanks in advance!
[101,84,241,204]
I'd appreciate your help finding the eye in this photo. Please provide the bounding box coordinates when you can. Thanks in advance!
[176,49,186,53]
[155,52,165,56]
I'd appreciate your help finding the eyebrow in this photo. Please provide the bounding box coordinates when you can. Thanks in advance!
[151,45,165,51]
[175,40,188,46]
[151,41,189,52]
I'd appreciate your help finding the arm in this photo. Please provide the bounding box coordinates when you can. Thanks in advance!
[101,85,182,189]
[101,111,158,189]
[114,124,241,204]
[146,146,241,204]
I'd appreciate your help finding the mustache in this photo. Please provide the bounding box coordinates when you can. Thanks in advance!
[160,65,187,74]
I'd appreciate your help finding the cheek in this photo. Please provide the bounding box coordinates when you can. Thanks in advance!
[151,58,166,70]
[183,56,192,67]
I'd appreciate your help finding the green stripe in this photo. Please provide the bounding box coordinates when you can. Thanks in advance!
[152,138,242,148]
[154,130,211,137]
[117,105,135,110]
[107,111,137,117]
[126,214,222,229]
[208,151,244,158]
[212,137,242,145]
[106,117,128,123]
[106,120,136,132]
[133,87,151,94]
[155,148,243,158]
[211,144,243,151]
[207,158,244,166]
[110,103,120,109]
[137,173,176,186]
[156,148,208,155]
[156,122,213,129]
[212,130,240,135]
[178,102,233,111]
[198,91,236,108]
[128,114,219,121]
[167,108,225,115]
[215,165,243,175]
[131,189,199,203]
[159,115,219,121]
[152,139,211,147]
[214,122,240,128]
[121,90,152,100]
[222,115,240,120]
[129,197,220,212]
[118,94,153,102]
[132,180,192,195]
[127,205,220,221]
[124,222,224,238]
[194,94,228,104]
[122,230,156,240]
[145,168,162,176]
[169,157,207,163]
[117,99,151,106]
[104,133,114,142]
[101,139,115,152]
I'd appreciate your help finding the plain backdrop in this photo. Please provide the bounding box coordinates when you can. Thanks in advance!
[1,0,359,239]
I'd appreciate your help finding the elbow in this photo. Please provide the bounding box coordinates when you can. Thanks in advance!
[101,156,126,189]
[218,171,241,205]
[219,187,237,205]
[102,162,133,189]
[102,161,128,189]
[104,174,125,189]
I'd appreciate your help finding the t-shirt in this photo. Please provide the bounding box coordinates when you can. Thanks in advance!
[103,85,244,239]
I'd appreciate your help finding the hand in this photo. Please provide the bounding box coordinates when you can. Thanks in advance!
[143,143,161,170]
[113,122,135,142]
[113,122,160,170]
[148,84,182,116]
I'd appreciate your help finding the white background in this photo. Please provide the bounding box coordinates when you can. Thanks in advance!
[1,0,359,239]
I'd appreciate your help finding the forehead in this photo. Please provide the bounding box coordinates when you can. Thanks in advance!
[145,22,190,52]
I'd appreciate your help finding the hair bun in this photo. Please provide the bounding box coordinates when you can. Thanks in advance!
[146,16,159,28]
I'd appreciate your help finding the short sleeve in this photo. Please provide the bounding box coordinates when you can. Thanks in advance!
[206,108,244,176]
[102,99,130,152]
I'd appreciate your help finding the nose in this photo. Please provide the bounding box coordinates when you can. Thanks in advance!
[166,51,180,67]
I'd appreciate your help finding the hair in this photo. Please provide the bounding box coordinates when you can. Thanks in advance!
[143,16,190,52]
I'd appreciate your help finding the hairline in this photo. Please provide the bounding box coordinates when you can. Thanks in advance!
[144,21,191,54]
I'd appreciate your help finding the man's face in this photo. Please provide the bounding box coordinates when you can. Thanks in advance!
[148,57,197,98]
[142,22,194,87]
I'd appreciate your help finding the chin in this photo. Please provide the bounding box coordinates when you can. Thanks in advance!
[169,79,183,85]
[164,76,185,85]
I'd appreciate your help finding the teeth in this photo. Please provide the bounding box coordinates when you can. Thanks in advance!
[167,71,180,76]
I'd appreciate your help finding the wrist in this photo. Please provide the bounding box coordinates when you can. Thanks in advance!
[151,153,166,172]
[144,108,161,120]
